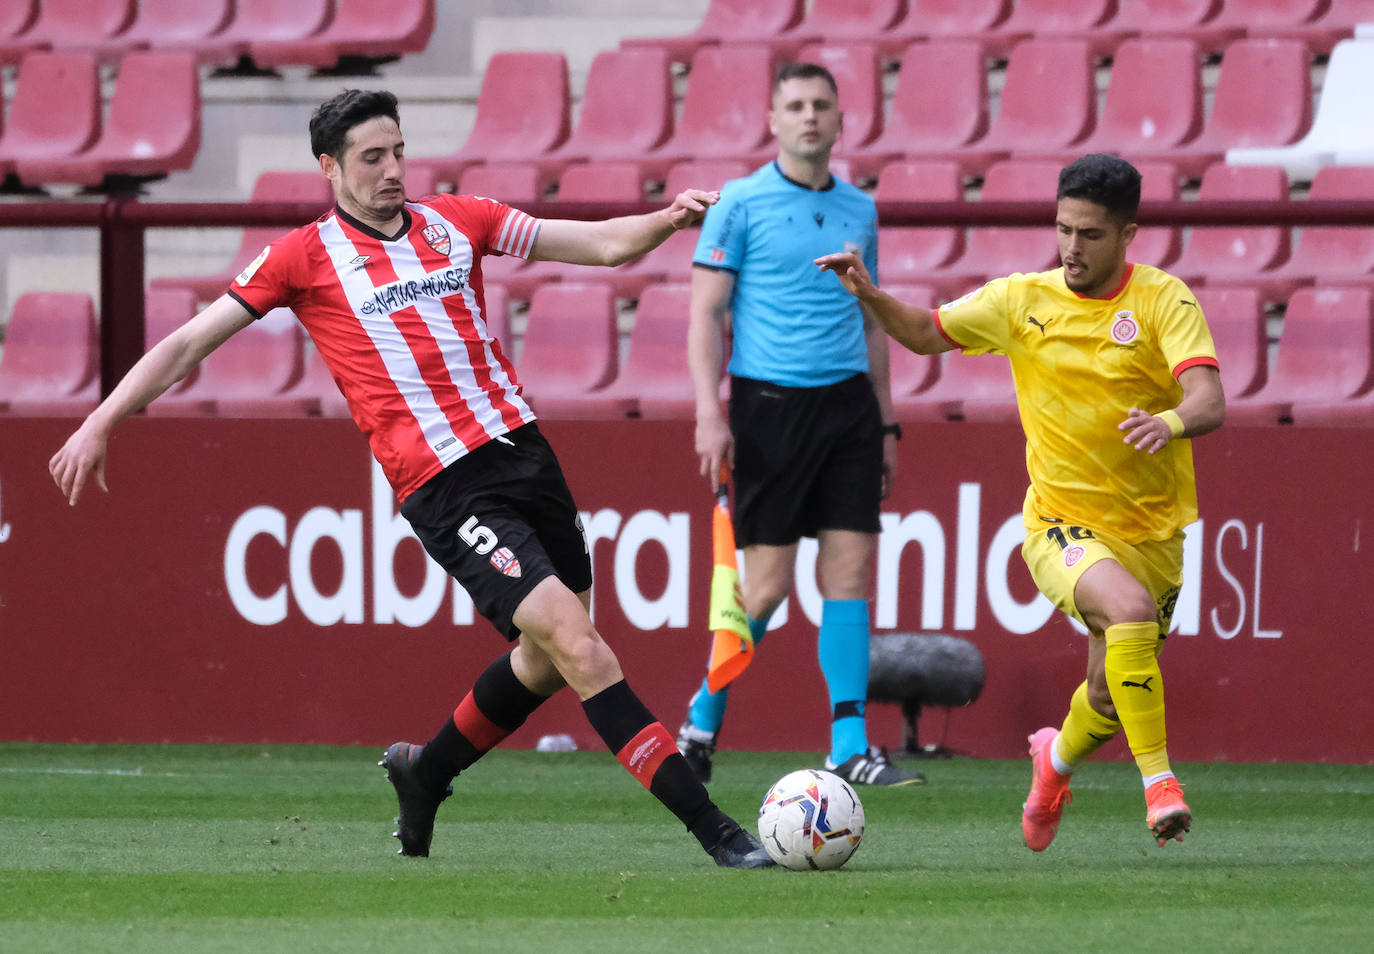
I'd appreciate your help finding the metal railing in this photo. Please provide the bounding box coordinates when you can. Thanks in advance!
[2,196,1372,396]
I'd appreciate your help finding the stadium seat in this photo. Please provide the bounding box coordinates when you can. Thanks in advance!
[514,282,619,416]
[1132,161,1184,270]
[986,0,1130,59]
[0,51,100,178]
[457,164,543,205]
[795,43,883,158]
[250,0,435,71]
[843,41,996,181]
[973,39,1096,158]
[108,0,233,59]
[1209,0,1348,53]
[1170,164,1292,288]
[278,346,351,418]
[1228,38,1374,180]
[547,282,696,419]
[15,0,135,60]
[202,0,333,68]
[621,0,813,68]
[876,0,1017,60]
[934,160,1066,291]
[1251,0,1374,54]
[144,286,201,394]
[1244,165,1374,302]
[545,48,674,170]
[1020,39,1202,164]
[146,310,307,417]
[1226,286,1374,425]
[1132,38,1312,180]
[0,0,42,65]
[1194,285,1268,399]
[1108,0,1243,56]
[897,350,1018,422]
[15,51,201,190]
[873,161,970,300]
[798,0,907,44]
[408,52,571,192]
[635,45,777,179]
[557,162,648,203]
[881,285,943,414]
[0,291,99,416]
[149,170,333,303]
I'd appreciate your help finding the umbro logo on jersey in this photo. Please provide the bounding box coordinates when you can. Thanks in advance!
[348,255,370,269]
[1026,315,1054,335]
[422,224,451,256]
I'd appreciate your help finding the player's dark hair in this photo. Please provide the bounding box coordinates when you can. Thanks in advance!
[1057,154,1141,224]
[773,61,839,97]
[309,89,400,160]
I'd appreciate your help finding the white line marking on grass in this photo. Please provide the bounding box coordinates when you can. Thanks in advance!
[0,767,179,777]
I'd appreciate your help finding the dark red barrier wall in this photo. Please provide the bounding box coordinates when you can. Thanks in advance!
[1,418,1369,762]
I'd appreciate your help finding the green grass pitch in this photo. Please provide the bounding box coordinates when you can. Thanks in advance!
[1,743,1371,953]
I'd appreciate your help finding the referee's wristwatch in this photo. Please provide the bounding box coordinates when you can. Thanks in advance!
[881,422,902,441]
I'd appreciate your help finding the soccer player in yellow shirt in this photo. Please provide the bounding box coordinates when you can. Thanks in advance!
[815,154,1226,849]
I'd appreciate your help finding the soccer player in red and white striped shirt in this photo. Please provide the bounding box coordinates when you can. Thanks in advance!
[49,89,772,868]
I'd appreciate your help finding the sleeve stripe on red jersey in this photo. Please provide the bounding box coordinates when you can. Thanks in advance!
[495,210,539,259]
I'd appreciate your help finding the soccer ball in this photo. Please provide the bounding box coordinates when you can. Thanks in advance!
[757,769,865,870]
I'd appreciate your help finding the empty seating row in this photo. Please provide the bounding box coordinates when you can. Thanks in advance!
[6,281,1371,426]
[414,34,1324,195]
[0,0,434,71]
[625,0,1374,65]
[0,50,198,189]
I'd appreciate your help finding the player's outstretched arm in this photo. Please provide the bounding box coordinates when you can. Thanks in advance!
[815,251,955,356]
[49,295,256,505]
[529,189,720,267]
[1119,364,1226,454]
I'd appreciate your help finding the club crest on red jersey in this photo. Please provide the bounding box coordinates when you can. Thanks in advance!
[490,546,522,578]
[422,224,452,256]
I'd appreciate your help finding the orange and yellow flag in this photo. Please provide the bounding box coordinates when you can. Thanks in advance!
[706,471,752,692]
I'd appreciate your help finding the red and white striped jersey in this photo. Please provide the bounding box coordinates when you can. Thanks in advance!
[228,195,541,501]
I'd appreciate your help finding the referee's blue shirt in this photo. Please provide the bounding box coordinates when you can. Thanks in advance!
[693,161,880,388]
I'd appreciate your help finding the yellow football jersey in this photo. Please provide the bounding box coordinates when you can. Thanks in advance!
[933,264,1218,544]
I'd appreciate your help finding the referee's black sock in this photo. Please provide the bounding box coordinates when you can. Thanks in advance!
[582,679,733,851]
[417,651,548,792]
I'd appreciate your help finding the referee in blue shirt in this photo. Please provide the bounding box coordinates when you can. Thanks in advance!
[676,62,923,788]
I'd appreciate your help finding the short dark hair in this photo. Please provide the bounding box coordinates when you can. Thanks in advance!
[1057,154,1141,224]
[309,89,400,160]
[773,61,839,97]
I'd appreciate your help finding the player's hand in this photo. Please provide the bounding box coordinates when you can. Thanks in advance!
[696,411,734,492]
[1119,407,1172,455]
[814,251,878,300]
[665,189,720,230]
[49,422,111,506]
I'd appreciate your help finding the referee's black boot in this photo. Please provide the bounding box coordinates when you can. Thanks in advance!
[380,742,452,857]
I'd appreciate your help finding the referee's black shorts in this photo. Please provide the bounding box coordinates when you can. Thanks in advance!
[728,372,884,548]
[399,423,592,640]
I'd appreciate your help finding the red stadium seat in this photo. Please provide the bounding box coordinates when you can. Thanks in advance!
[876,0,1016,60]
[457,164,543,205]
[110,0,233,59]
[16,51,201,189]
[897,350,1018,422]
[1108,0,1242,55]
[205,0,332,67]
[1194,285,1269,399]
[799,0,907,44]
[0,51,100,177]
[250,0,435,70]
[936,160,1066,290]
[0,292,99,416]
[144,286,201,394]
[975,40,1096,158]
[557,162,648,203]
[1133,38,1313,180]
[1252,0,1374,54]
[621,0,812,67]
[1227,286,1374,424]
[149,170,333,303]
[548,282,696,419]
[988,0,1130,59]
[546,48,674,170]
[1212,0,1351,54]
[146,311,307,417]
[844,41,995,181]
[0,0,42,65]
[881,285,943,410]
[636,45,777,179]
[1024,38,1202,163]
[1133,161,1184,270]
[17,0,135,58]
[873,161,970,300]
[514,282,619,416]
[796,43,883,156]
[408,52,571,192]
[1247,166,1374,302]
[1171,164,1291,287]
[278,346,351,418]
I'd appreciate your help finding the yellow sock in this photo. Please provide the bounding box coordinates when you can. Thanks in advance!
[1054,680,1122,768]
[1104,621,1171,779]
